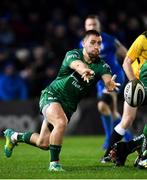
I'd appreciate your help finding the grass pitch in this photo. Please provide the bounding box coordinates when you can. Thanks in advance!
[0,136,146,179]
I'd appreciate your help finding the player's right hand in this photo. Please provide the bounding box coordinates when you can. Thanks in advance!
[107,74,121,92]
[81,69,94,83]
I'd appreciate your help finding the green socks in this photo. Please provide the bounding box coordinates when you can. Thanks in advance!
[50,144,62,162]
[17,132,33,143]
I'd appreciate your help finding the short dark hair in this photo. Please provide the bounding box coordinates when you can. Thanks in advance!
[83,30,100,40]
[85,14,99,20]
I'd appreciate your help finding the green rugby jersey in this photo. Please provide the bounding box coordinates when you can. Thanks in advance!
[42,49,112,111]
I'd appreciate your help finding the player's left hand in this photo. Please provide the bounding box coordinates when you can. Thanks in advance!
[107,74,121,92]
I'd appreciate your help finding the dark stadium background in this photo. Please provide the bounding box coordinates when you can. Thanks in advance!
[0,0,146,136]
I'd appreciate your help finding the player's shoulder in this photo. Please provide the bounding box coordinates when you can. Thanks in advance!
[67,48,82,53]
[66,49,82,57]
[134,31,147,43]
[65,48,82,60]
[101,32,115,41]
[101,32,116,45]
[66,48,82,55]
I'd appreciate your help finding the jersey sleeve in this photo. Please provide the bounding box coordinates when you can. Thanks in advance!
[127,35,144,62]
[63,50,81,67]
[99,60,112,76]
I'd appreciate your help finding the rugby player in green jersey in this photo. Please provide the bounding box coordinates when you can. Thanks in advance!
[3,30,120,172]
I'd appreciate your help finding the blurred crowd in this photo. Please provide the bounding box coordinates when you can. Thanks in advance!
[0,0,146,100]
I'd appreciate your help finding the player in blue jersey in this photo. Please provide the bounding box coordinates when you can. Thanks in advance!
[83,15,133,151]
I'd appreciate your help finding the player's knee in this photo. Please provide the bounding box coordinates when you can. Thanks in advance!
[56,120,68,130]
[97,93,113,114]
[36,139,49,150]
[97,101,111,115]
[113,112,121,119]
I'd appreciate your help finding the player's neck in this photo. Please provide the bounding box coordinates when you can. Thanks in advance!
[83,49,93,64]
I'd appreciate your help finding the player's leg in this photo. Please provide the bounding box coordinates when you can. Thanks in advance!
[97,99,112,149]
[103,101,137,158]
[110,91,121,127]
[32,120,51,149]
[97,80,114,149]
[134,126,147,168]
[111,69,125,124]
[110,134,144,166]
[109,61,147,165]
[136,62,147,168]
[111,92,133,142]
[110,124,147,166]
[45,102,68,171]
[4,118,51,158]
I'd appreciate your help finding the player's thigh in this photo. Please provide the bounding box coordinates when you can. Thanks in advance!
[109,91,118,113]
[98,93,113,111]
[109,91,117,104]
[97,100,111,115]
[45,102,68,127]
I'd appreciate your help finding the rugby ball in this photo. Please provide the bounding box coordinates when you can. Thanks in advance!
[124,79,145,107]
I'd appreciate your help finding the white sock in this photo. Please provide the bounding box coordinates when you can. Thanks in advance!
[114,123,126,136]
[11,132,18,142]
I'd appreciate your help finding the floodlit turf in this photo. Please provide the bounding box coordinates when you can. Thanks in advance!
[0,136,146,179]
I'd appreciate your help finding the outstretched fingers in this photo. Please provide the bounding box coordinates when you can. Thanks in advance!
[81,69,94,83]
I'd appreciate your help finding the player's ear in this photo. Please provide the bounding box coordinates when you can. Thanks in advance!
[82,39,85,47]
[82,40,84,47]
